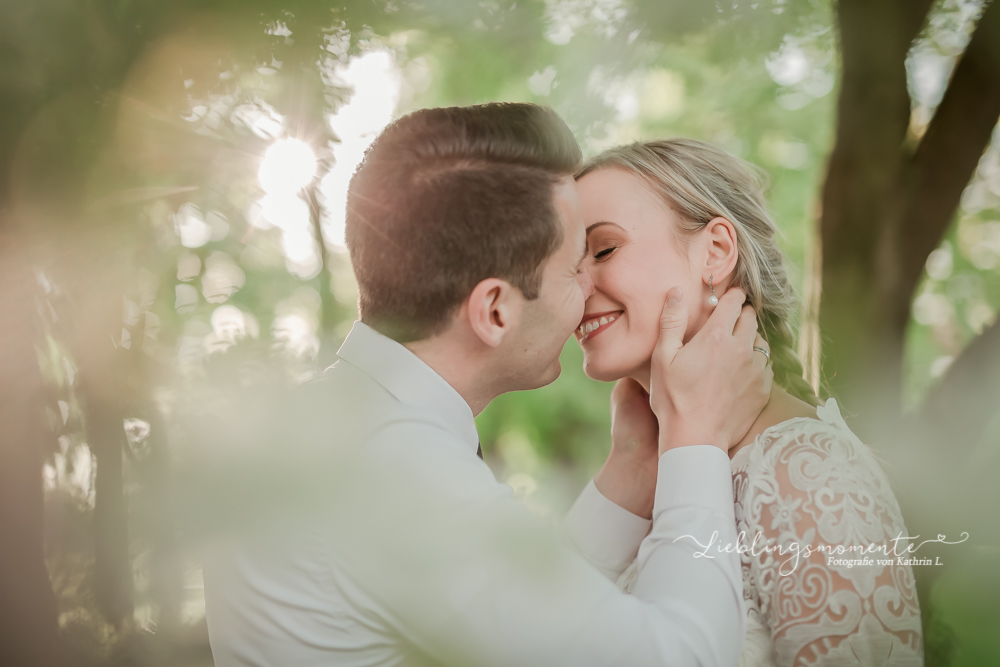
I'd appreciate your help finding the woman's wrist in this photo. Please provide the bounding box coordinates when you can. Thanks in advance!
[658,430,727,455]
[593,453,656,519]
[655,405,728,454]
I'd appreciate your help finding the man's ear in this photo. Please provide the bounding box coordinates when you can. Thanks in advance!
[465,278,521,348]
[701,216,739,284]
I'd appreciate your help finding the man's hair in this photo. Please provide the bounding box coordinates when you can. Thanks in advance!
[345,103,582,342]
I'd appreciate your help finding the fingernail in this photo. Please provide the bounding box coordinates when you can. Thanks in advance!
[667,288,683,304]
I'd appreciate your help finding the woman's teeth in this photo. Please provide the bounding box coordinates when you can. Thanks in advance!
[579,314,616,337]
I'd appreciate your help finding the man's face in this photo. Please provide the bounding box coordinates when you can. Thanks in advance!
[506,176,594,390]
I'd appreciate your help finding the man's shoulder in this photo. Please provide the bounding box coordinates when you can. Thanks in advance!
[297,358,393,403]
[289,360,396,425]
[289,360,458,443]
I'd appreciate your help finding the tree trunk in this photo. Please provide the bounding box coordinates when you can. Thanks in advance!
[820,0,1000,445]
[818,0,934,441]
[286,18,340,338]
[88,398,134,627]
[0,244,62,667]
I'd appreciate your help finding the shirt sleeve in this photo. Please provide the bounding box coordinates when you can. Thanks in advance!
[326,414,745,667]
[563,479,652,581]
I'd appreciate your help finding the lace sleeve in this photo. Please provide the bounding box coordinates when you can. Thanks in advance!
[738,401,923,666]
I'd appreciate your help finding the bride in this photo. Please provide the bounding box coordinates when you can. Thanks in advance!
[574,138,924,666]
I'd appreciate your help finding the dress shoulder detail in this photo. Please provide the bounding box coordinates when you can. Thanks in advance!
[731,398,923,666]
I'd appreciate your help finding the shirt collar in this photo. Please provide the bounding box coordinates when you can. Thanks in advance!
[335,321,480,453]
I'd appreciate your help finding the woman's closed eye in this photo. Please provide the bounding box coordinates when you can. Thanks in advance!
[594,246,616,260]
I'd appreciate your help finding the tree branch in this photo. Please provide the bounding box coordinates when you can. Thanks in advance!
[921,311,1000,448]
[899,0,1000,295]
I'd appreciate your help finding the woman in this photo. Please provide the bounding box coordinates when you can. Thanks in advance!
[575,139,923,666]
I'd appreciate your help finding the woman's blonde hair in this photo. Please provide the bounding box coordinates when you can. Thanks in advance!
[578,138,820,406]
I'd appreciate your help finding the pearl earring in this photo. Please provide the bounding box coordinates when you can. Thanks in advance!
[708,275,718,306]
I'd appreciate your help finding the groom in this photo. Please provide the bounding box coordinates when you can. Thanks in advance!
[203,103,771,666]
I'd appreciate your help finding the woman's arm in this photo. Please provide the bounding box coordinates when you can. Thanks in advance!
[563,379,660,581]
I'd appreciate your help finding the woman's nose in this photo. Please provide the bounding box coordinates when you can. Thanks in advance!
[577,265,594,299]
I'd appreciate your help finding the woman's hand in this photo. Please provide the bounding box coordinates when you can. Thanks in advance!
[593,378,659,519]
[650,285,772,454]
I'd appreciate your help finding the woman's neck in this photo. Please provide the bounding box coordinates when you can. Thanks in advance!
[633,368,651,394]
[727,384,819,459]
[628,365,818,458]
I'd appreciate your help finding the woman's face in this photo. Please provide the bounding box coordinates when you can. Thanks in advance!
[574,168,711,383]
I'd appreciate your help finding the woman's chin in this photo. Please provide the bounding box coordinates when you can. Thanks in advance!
[581,357,628,383]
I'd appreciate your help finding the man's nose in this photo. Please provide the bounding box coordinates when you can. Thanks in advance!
[578,265,594,299]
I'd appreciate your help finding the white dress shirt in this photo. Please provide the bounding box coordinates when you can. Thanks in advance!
[204,321,745,667]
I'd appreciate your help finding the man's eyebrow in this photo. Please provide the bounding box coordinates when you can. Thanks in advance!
[585,220,624,234]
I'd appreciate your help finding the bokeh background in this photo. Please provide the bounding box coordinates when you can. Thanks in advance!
[1,0,998,665]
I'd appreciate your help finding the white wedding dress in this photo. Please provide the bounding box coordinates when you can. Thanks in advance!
[619,398,924,666]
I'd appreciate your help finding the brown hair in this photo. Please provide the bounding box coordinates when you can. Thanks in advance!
[578,138,820,406]
[346,103,582,342]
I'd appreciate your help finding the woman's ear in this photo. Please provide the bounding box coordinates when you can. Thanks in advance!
[465,278,521,348]
[700,216,739,285]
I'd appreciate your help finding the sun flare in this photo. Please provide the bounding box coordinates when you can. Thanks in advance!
[258,138,318,195]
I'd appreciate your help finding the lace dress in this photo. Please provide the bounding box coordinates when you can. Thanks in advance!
[619,398,924,666]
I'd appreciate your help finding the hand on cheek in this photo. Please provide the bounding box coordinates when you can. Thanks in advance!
[649,286,772,453]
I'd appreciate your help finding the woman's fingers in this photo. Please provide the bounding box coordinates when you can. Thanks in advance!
[733,304,759,344]
[702,286,747,337]
[752,332,771,369]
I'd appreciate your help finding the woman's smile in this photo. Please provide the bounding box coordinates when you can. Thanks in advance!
[576,310,624,344]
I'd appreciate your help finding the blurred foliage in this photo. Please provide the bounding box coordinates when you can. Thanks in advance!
[3,0,998,665]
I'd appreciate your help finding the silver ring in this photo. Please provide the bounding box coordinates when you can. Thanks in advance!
[753,346,770,360]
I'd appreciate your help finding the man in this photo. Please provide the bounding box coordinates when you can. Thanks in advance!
[203,103,771,666]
